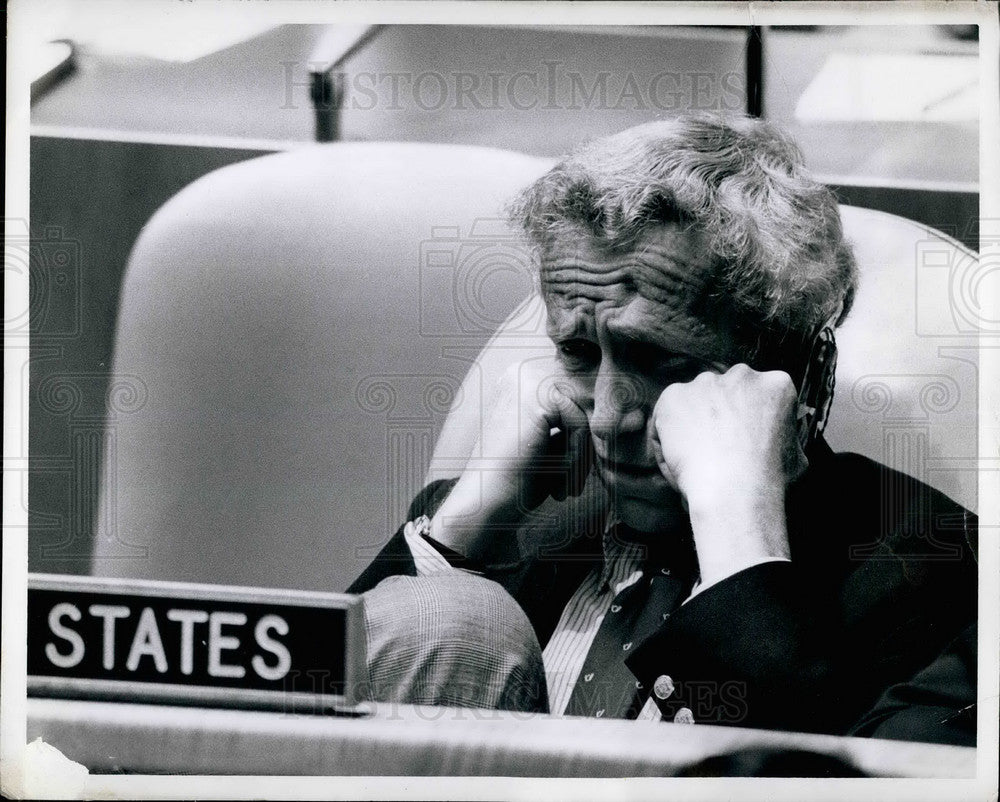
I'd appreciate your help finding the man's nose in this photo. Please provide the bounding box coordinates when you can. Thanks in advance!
[589,369,648,442]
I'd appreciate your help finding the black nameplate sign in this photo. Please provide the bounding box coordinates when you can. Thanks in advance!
[27,574,367,713]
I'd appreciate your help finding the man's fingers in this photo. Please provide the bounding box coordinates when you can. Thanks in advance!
[546,380,593,500]
[649,417,681,492]
[565,424,594,497]
[543,426,566,502]
[548,425,593,501]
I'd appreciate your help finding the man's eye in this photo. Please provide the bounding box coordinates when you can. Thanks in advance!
[627,344,717,381]
[557,339,599,369]
[659,358,711,382]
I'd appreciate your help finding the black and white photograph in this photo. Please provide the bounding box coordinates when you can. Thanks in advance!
[3,1,999,798]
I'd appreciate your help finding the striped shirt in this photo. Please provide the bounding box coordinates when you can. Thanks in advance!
[403,515,664,719]
[403,509,788,720]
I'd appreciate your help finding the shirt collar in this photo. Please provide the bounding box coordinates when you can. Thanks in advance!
[599,511,699,590]
[599,516,648,590]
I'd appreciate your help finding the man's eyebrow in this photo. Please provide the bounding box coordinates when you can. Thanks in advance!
[609,330,676,356]
[609,328,717,363]
[610,329,660,348]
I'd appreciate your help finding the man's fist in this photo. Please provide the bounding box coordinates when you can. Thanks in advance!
[431,356,592,562]
[651,364,808,587]
[477,356,594,512]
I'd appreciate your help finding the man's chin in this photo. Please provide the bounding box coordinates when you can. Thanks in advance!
[595,461,688,533]
[609,491,688,534]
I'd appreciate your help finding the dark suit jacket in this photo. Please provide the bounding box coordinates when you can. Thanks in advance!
[847,622,976,746]
[349,440,978,741]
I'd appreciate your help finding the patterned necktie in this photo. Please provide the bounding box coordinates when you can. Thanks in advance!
[564,525,697,719]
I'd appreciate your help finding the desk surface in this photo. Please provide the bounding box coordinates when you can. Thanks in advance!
[27,697,977,778]
[31,23,979,186]
[764,25,978,188]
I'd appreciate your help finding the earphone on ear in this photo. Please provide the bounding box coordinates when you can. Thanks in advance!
[795,318,840,450]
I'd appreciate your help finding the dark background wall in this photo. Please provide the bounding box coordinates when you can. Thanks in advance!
[28,138,278,574]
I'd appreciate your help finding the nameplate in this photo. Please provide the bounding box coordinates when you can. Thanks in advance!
[27,573,367,713]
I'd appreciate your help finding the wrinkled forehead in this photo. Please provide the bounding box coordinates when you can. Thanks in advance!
[537,223,714,317]
[537,222,737,359]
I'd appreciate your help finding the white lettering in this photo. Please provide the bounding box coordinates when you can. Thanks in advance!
[166,608,209,675]
[88,604,130,670]
[125,607,168,673]
[251,615,291,681]
[45,603,85,668]
[208,611,246,678]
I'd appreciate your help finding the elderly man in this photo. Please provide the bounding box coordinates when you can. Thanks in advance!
[349,115,977,742]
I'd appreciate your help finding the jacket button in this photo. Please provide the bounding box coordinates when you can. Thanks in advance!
[653,674,675,699]
[673,707,695,724]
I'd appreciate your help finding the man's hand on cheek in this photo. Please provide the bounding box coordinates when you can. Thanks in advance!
[652,364,808,589]
[430,357,593,562]
[477,357,593,510]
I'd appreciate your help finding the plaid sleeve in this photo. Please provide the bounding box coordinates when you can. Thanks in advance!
[363,571,548,712]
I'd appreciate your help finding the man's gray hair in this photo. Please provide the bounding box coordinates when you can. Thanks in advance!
[510,114,858,367]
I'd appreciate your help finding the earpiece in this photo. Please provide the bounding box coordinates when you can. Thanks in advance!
[795,324,838,449]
